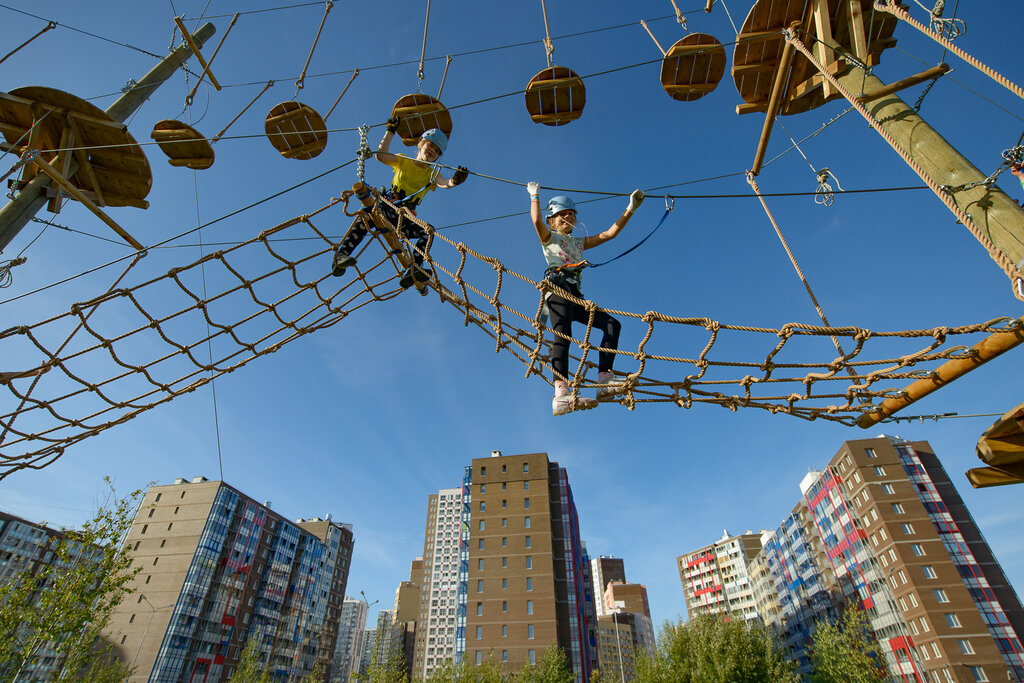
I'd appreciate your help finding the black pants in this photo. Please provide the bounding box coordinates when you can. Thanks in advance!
[338,199,429,266]
[547,293,621,380]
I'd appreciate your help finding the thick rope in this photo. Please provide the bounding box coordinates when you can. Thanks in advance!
[0,20,56,66]
[418,0,431,87]
[787,32,1024,302]
[294,0,333,94]
[539,0,554,68]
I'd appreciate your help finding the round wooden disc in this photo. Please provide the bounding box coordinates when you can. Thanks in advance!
[264,101,327,160]
[151,120,214,170]
[661,34,726,102]
[391,94,452,147]
[524,67,585,126]
[2,86,152,208]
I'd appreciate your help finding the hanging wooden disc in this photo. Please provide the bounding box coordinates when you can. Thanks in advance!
[0,86,152,208]
[732,0,897,116]
[151,120,214,170]
[264,101,327,160]
[524,66,585,126]
[391,94,452,147]
[661,34,726,102]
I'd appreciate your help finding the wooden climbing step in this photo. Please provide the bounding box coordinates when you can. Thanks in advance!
[525,66,585,126]
[151,120,214,170]
[264,101,327,160]
[391,94,452,147]
[660,34,727,102]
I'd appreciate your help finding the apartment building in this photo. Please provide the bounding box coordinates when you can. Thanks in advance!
[677,530,763,621]
[331,597,368,683]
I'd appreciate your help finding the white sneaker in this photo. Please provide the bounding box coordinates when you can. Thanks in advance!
[552,392,598,416]
[596,371,626,402]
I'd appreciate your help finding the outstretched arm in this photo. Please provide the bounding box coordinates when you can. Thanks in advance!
[436,166,469,190]
[584,190,645,249]
[528,181,551,243]
[374,116,401,168]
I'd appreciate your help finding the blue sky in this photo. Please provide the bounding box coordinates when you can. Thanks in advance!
[1,0,1022,632]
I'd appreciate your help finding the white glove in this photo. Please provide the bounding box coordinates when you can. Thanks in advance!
[527,181,540,197]
[627,189,645,212]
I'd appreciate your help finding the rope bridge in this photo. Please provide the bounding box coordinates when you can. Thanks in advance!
[1,190,1020,478]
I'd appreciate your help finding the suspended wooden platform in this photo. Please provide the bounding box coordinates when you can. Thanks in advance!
[391,94,452,147]
[661,34,727,102]
[525,66,586,126]
[264,101,327,160]
[151,120,214,170]
[967,402,1024,488]
[732,0,898,116]
[0,86,152,209]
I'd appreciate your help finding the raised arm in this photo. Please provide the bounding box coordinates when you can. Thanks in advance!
[374,116,401,168]
[528,181,551,243]
[583,190,645,249]
[435,166,469,190]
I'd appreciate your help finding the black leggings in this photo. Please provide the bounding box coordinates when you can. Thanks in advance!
[547,293,621,380]
[338,199,428,266]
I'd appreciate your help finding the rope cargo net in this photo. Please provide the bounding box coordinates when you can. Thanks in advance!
[1,189,1020,479]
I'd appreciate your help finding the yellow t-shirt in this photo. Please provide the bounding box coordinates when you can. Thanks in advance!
[391,155,436,206]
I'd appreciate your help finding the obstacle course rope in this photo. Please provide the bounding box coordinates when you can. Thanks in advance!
[2,189,1020,479]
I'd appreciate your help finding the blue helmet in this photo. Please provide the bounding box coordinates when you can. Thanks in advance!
[419,129,448,155]
[545,195,576,219]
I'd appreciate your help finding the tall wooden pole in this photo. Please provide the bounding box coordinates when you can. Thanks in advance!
[0,22,216,253]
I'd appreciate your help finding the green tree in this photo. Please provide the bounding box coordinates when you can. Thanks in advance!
[232,635,271,683]
[0,477,144,681]
[636,614,797,683]
[354,630,408,683]
[425,654,503,683]
[518,643,573,683]
[808,606,888,682]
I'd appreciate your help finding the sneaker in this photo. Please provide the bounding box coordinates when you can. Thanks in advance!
[552,392,598,416]
[400,264,431,289]
[332,250,356,277]
[596,371,626,402]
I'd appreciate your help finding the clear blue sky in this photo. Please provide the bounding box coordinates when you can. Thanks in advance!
[1,0,1022,632]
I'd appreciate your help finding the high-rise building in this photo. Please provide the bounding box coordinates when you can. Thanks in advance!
[412,488,464,680]
[748,436,1024,683]
[590,557,626,618]
[412,452,598,682]
[106,477,354,682]
[356,628,376,679]
[595,613,637,681]
[332,597,368,683]
[677,530,763,621]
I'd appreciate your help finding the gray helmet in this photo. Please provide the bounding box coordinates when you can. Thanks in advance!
[545,195,576,219]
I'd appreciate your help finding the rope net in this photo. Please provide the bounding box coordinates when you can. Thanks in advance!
[1,189,1020,478]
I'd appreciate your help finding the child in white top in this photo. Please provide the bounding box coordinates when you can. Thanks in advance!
[527,181,645,415]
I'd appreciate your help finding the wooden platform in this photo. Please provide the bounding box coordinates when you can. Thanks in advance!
[391,94,452,147]
[525,67,586,126]
[264,101,327,160]
[732,0,897,116]
[151,120,214,170]
[661,34,727,102]
[0,86,152,208]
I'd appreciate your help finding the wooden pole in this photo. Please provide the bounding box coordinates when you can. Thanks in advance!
[751,26,798,176]
[857,63,949,104]
[0,23,216,252]
[857,318,1024,428]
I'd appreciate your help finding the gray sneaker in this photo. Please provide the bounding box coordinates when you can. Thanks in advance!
[333,251,356,277]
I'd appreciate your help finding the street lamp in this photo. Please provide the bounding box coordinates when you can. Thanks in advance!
[612,611,626,683]
[130,594,174,674]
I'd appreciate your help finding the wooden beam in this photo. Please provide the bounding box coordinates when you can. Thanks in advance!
[30,155,144,250]
[751,37,797,176]
[67,115,105,207]
[736,28,784,43]
[0,92,128,133]
[789,59,845,100]
[857,63,949,104]
[47,123,76,213]
[843,0,868,62]
[812,0,837,98]
[732,60,779,77]
[173,17,221,90]
[858,318,1024,428]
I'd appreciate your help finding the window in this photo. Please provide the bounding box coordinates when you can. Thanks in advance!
[892,503,905,514]
[934,589,949,603]
[477,580,484,593]
[502,518,507,528]
[527,600,534,614]
[523,463,529,473]
[502,537,508,547]
[502,625,508,637]
[528,624,534,639]
[526,557,532,569]
[134,541,141,550]
[525,517,531,529]
[479,520,485,530]
[970,666,988,682]
[529,650,536,665]
[899,571,907,584]
[882,483,894,494]
[141,525,148,534]
[958,640,974,655]
[480,484,486,493]
[476,626,482,640]
[479,539,485,550]
[476,652,482,665]
[502,557,508,568]
[524,498,531,509]
[920,617,930,633]
[932,642,941,659]
[923,565,937,579]
[502,500,507,509]
[912,543,925,556]
[525,536,532,548]
[155,493,162,502]
[879,527,887,540]
[481,467,486,476]
[148,509,154,518]
[129,614,135,624]
[167,522,173,530]
[889,548,897,562]
[502,482,507,490]
[480,502,486,512]
[527,577,533,591]
[524,481,530,490]
[901,523,915,535]
[478,559,484,571]
[120,635,127,645]
[153,557,159,566]
[502,578,508,589]
[502,601,508,612]
[909,592,918,607]
[160,540,166,548]
[476,603,483,616]
[145,575,151,584]
[944,613,961,628]
[874,466,886,476]
[865,447,876,458]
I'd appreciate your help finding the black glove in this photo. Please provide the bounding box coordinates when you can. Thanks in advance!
[452,166,469,186]
[385,116,400,134]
